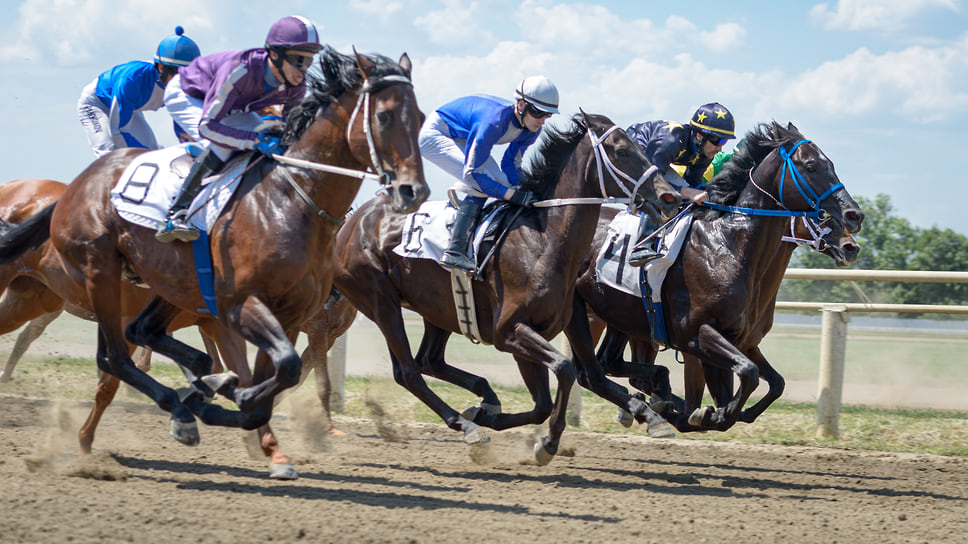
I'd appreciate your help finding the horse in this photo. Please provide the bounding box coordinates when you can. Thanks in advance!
[565,121,864,433]
[588,211,860,428]
[0,47,429,448]
[333,112,680,465]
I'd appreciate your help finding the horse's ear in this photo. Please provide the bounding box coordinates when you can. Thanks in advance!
[353,46,374,78]
[578,107,590,127]
[398,53,412,77]
[787,121,799,133]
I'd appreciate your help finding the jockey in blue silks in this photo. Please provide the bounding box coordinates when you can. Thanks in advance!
[625,102,737,266]
[418,75,560,272]
[155,15,323,243]
[77,26,201,157]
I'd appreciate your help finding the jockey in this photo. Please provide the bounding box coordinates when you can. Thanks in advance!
[156,15,323,243]
[625,102,736,266]
[77,26,200,157]
[418,75,560,272]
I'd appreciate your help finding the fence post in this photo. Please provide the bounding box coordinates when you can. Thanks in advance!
[328,335,347,414]
[816,305,850,439]
[558,335,582,427]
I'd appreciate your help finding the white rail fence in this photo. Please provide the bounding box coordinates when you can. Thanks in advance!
[326,269,968,439]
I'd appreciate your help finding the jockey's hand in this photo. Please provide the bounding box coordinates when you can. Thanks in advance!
[680,186,708,204]
[508,189,536,207]
[255,133,284,157]
[255,114,285,135]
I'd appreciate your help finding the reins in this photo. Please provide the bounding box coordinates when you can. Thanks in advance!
[266,73,414,226]
[699,139,844,219]
[533,125,658,209]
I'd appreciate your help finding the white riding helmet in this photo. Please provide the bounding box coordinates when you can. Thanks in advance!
[514,75,559,114]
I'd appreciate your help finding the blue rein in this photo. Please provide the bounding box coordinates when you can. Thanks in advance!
[700,139,843,219]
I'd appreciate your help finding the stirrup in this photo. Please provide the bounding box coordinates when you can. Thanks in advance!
[440,251,475,272]
[628,248,661,267]
[155,210,200,243]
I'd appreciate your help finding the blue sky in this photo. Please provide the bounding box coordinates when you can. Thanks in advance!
[1,0,966,234]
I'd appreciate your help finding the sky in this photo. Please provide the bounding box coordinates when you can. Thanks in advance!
[1,0,966,234]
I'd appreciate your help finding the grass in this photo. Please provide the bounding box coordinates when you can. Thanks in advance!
[2,351,966,458]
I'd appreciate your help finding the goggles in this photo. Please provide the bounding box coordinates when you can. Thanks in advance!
[524,103,553,119]
[284,52,314,70]
[704,134,729,146]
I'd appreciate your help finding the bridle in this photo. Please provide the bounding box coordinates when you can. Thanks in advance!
[268,72,414,225]
[534,124,659,211]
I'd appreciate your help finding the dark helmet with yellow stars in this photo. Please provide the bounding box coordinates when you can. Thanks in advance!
[689,102,736,145]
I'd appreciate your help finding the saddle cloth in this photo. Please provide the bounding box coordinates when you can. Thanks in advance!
[110,144,251,234]
[595,210,694,302]
[392,200,502,262]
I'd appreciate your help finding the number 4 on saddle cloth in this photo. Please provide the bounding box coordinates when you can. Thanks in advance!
[595,209,694,348]
[109,144,255,316]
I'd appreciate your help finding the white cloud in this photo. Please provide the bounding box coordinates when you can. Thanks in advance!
[348,0,404,25]
[413,0,492,46]
[810,0,960,32]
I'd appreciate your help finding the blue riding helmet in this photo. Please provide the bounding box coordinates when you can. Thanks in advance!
[155,26,201,67]
[689,102,736,140]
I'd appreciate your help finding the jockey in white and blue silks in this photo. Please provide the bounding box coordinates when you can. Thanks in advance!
[77,26,200,157]
[419,75,560,272]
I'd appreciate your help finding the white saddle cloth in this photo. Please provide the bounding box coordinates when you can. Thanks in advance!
[595,210,693,302]
[110,144,251,234]
[392,200,502,262]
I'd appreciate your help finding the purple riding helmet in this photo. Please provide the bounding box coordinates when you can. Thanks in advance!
[265,15,323,53]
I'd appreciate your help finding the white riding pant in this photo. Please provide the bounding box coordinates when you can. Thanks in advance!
[77,80,157,157]
[164,75,261,162]
[418,111,508,198]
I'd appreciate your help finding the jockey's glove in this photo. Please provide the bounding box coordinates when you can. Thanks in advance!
[508,189,536,207]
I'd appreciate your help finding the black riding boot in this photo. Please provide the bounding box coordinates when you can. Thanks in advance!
[440,198,483,272]
[627,214,661,267]
[155,148,224,243]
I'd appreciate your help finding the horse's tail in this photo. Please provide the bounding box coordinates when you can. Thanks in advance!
[0,202,56,264]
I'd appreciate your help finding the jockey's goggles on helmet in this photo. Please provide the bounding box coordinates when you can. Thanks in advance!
[524,103,553,119]
[283,51,314,70]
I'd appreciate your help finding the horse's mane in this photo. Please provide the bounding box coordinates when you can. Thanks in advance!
[520,113,594,196]
[282,46,409,144]
[693,121,805,221]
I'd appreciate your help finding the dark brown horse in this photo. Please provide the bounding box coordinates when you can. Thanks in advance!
[566,121,864,433]
[0,48,428,447]
[590,212,859,429]
[333,113,679,465]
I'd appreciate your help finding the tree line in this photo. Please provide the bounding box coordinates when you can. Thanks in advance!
[779,194,968,319]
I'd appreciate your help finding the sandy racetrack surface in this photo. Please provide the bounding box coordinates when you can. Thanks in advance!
[1,393,966,543]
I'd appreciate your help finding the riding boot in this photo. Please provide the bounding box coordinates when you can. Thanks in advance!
[627,214,661,267]
[440,198,483,272]
[155,148,224,243]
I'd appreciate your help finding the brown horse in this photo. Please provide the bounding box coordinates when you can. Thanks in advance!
[566,121,864,433]
[0,48,428,447]
[333,112,679,465]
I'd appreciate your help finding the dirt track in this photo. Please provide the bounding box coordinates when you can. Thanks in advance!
[1,393,966,544]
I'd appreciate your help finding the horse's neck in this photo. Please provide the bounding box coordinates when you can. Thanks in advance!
[541,147,603,250]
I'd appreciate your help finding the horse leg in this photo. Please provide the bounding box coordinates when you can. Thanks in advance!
[563,302,673,438]
[737,347,784,424]
[688,324,759,431]
[300,313,336,433]
[0,309,63,382]
[415,322,502,417]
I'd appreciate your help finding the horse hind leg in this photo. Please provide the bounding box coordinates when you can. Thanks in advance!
[1,309,63,382]
[416,322,502,417]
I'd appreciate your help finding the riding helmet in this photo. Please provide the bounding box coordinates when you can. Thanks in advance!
[265,16,323,53]
[155,26,201,67]
[689,102,736,140]
[514,75,560,114]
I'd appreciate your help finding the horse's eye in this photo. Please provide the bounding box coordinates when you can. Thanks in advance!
[376,110,392,128]
[615,147,629,158]
[804,159,817,173]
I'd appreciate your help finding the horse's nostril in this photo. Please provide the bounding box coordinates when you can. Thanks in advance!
[661,194,677,204]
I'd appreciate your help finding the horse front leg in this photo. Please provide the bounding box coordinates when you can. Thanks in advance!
[688,324,759,431]
[737,346,784,424]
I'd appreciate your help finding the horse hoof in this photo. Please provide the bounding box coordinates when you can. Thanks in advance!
[201,371,239,396]
[647,421,675,439]
[649,400,673,413]
[688,406,713,426]
[533,442,555,466]
[177,385,212,404]
[269,462,299,480]
[616,408,634,428]
[170,418,200,446]
[462,421,490,445]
